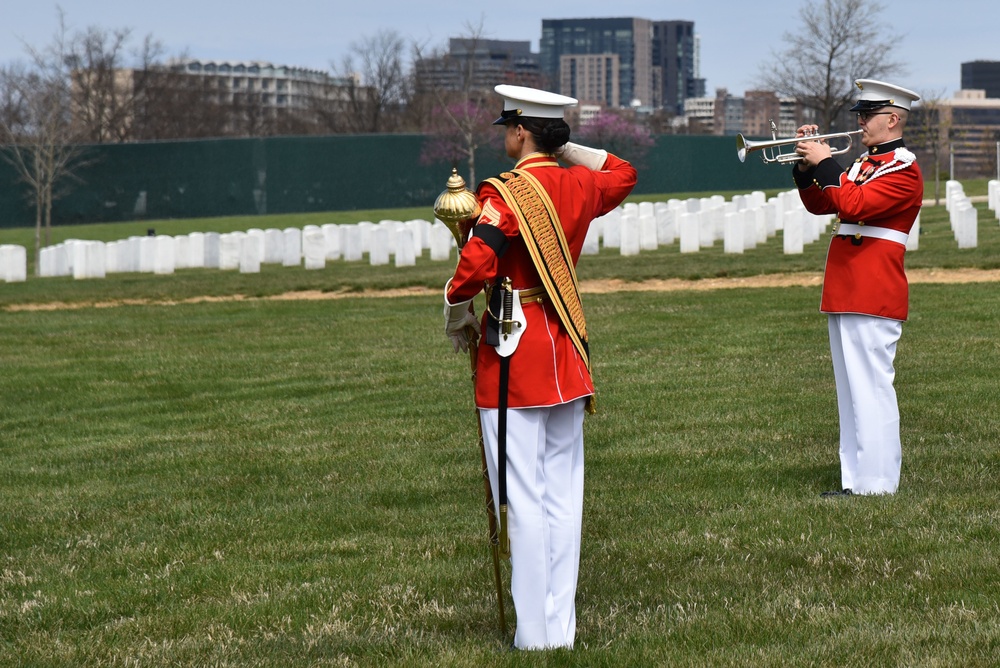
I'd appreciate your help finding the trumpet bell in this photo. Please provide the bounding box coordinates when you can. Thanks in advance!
[736,134,751,163]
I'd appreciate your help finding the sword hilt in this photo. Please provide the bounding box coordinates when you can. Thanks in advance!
[501,277,514,337]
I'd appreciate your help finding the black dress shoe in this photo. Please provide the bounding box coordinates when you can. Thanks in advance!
[821,488,853,497]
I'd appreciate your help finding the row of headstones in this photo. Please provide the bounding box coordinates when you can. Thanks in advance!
[944,180,996,250]
[33,219,449,280]
[592,191,837,256]
[2,182,963,283]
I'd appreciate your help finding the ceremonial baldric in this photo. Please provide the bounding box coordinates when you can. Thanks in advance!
[483,164,597,560]
[485,166,594,403]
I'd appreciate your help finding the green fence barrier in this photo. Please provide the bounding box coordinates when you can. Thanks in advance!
[0,134,787,229]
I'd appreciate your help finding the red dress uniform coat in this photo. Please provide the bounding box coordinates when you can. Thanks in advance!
[447,152,637,409]
[794,138,923,321]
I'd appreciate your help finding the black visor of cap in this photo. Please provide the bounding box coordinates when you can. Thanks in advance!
[850,98,894,112]
[492,108,522,125]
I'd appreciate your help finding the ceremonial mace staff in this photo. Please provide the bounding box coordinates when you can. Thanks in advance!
[434,168,507,635]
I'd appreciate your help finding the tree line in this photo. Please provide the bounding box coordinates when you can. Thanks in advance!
[5,1,957,272]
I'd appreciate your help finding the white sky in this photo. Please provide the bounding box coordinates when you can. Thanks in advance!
[0,0,992,100]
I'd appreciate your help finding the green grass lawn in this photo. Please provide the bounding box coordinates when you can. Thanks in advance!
[1,191,999,666]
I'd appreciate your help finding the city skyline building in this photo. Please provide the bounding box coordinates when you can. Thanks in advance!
[412,39,544,94]
[540,17,654,111]
[961,60,1000,99]
[652,20,705,115]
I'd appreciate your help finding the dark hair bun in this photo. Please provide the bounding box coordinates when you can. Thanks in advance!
[520,117,572,153]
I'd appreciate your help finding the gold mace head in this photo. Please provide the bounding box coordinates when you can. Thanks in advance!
[433,168,480,248]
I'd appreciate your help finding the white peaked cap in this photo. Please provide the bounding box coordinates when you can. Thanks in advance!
[851,79,921,112]
[492,85,578,125]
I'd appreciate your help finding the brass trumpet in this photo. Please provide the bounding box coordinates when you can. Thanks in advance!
[736,120,862,164]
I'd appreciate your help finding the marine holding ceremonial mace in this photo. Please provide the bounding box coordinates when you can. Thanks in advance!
[439,84,636,651]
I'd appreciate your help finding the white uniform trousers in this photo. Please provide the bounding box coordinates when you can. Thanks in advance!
[827,314,903,494]
[479,398,585,650]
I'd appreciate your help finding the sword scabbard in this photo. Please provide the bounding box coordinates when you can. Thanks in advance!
[498,504,511,559]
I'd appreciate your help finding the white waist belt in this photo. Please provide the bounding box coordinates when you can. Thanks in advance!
[836,223,908,246]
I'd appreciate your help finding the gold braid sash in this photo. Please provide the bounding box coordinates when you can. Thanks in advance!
[485,168,594,411]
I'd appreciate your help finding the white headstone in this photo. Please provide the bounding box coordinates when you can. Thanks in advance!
[698,210,715,248]
[203,232,221,269]
[986,179,999,212]
[429,223,453,261]
[68,240,85,278]
[343,225,363,261]
[219,233,242,270]
[906,212,920,251]
[369,225,390,265]
[188,232,206,268]
[247,229,266,264]
[955,202,978,249]
[753,207,768,245]
[73,241,106,280]
[282,227,302,267]
[394,228,416,267]
[154,236,175,275]
[138,237,155,273]
[742,212,757,250]
[783,210,804,254]
[0,245,27,282]
[39,246,55,277]
[53,243,71,276]
[602,208,622,248]
[239,234,261,273]
[303,225,326,270]
[174,235,190,270]
[406,219,431,256]
[639,210,658,251]
[105,240,120,274]
[619,211,640,256]
[263,228,283,263]
[724,212,744,254]
[581,223,600,255]
[679,212,700,253]
[358,221,375,255]
[322,223,342,260]
[90,242,106,279]
[654,202,675,246]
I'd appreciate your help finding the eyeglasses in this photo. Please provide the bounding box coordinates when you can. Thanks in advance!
[857,111,893,122]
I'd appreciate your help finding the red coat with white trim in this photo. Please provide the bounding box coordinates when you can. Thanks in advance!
[794,138,923,321]
[447,151,637,409]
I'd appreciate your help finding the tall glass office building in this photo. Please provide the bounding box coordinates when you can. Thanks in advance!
[540,17,702,114]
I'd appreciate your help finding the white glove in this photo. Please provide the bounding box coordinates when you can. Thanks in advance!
[557,142,608,170]
[443,280,481,353]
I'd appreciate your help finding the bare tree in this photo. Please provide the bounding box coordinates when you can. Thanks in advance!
[415,20,505,186]
[574,110,655,168]
[333,30,410,133]
[908,90,949,205]
[757,0,906,131]
[0,11,91,272]
[69,28,164,143]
